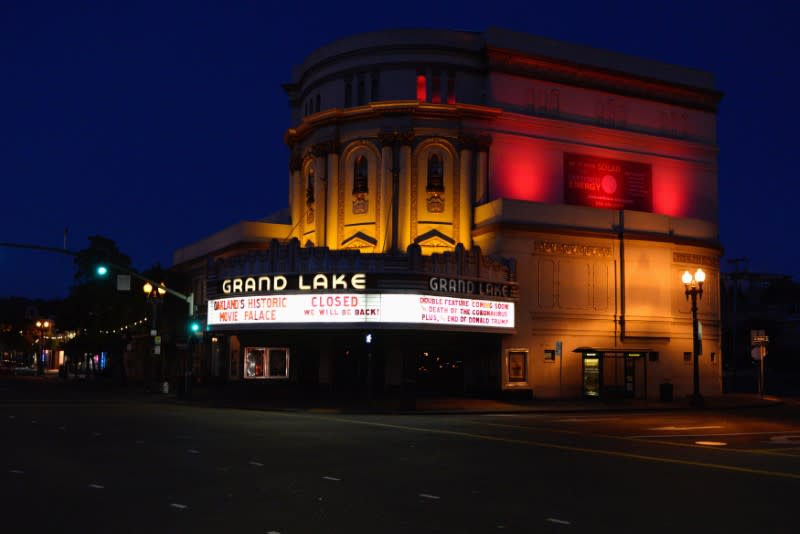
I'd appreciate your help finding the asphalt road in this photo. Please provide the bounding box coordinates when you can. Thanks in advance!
[2,379,799,533]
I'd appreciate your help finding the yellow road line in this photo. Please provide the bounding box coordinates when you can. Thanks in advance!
[328,416,800,481]
[474,419,800,458]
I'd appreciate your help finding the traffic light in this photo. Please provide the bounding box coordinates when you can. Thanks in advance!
[189,318,202,335]
[95,264,109,277]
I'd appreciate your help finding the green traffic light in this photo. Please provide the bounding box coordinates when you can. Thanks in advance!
[95,265,109,277]
[190,321,201,333]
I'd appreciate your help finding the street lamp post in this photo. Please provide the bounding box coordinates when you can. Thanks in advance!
[682,268,706,408]
[35,320,50,375]
[143,281,167,392]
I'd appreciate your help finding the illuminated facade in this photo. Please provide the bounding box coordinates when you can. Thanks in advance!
[174,27,723,401]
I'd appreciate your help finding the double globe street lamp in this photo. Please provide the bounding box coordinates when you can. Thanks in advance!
[682,268,706,408]
[143,281,167,391]
[35,319,50,375]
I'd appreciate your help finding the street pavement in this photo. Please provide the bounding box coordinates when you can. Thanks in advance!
[2,373,799,533]
[12,370,785,415]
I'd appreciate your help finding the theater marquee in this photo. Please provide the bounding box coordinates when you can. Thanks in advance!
[207,293,515,331]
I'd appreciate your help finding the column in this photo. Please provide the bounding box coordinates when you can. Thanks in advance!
[458,146,473,247]
[379,138,393,253]
[326,148,340,249]
[474,135,491,204]
[289,153,303,241]
[398,138,413,252]
[312,144,327,246]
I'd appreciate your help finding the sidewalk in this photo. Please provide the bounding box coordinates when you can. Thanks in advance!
[164,382,785,415]
[26,373,786,414]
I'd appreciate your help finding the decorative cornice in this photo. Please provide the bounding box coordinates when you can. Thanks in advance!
[284,101,503,145]
[534,240,612,257]
[377,130,415,148]
[311,140,341,157]
[458,133,492,152]
[486,47,722,112]
[673,252,718,267]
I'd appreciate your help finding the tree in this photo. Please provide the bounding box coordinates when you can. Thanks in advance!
[72,235,133,286]
[60,236,147,375]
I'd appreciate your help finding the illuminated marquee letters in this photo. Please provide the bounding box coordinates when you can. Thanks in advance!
[222,276,287,294]
[222,273,367,295]
[429,276,510,298]
[298,273,366,290]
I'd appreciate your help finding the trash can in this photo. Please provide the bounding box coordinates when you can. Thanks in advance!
[659,382,673,402]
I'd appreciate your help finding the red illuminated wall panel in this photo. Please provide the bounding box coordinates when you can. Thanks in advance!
[489,141,713,221]
[488,139,561,203]
[564,153,652,212]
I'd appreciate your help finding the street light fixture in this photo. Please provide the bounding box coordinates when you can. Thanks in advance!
[143,282,167,392]
[682,268,706,408]
[143,281,167,300]
[34,319,50,375]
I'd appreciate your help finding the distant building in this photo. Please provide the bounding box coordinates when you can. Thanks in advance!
[722,271,800,375]
[174,27,723,401]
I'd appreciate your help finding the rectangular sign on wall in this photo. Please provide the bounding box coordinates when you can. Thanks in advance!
[564,153,652,212]
[207,293,515,331]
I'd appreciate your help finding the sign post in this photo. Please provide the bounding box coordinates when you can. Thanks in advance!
[750,330,769,397]
[555,341,563,400]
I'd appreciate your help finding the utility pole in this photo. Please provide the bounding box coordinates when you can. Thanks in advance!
[727,257,747,393]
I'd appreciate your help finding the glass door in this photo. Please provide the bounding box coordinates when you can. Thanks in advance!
[583,355,600,397]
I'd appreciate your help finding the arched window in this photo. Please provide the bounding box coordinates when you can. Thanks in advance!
[306,167,315,204]
[353,156,368,194]
[426,154,444,193]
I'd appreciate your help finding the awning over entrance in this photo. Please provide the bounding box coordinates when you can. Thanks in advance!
[572,347,652,357]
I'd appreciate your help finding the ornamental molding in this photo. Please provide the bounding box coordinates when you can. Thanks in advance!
[458,133,492,152]
[377,130,415,147]
[534,241,612,257]
[311,140,340,157]
[673,253,717,267]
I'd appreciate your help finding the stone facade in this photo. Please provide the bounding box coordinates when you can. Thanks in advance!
[174,27,723,400]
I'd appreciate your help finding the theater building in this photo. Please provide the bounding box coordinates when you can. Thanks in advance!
[173,27,723,401]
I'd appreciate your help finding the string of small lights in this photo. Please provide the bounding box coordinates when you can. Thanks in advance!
[78,317,150,336]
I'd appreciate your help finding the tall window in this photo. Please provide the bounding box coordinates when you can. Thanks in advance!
[357,75,366,106]
[431,72,441,104]
[416,73,426,102]
[371,74,379,101]
[353,156,368,194]
[345,80,352,108]
[426,154,444,193]
[446,73,456,104]
[306,167,315,204]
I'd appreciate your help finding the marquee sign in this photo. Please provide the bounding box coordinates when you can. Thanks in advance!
[564,153,652,212]
[207,293,515,330]
[217,272,517,299]
[428,276,511,298]
[221,273,367,294]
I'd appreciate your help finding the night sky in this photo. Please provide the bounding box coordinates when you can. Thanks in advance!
[2,0,797,299]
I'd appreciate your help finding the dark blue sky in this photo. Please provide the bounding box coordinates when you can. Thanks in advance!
[2,0,797,299]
